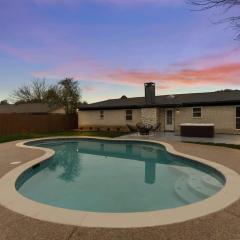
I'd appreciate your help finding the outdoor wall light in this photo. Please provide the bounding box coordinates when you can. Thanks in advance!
[176,108,180,113]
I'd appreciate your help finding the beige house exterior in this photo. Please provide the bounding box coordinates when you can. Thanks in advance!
[79,109,141,128]
[78,83,240,135]
[78,106,240,134]
[174,106,238,135]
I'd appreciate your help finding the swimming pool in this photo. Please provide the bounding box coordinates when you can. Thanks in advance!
[16,138,225,213]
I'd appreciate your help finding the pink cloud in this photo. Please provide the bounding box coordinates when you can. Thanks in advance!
[32,48,240,90]
[83,86,99,92]
[104,63,240,87]
[173,48,240,69]
[0,43,35,62]
[163,63,240,85]
[0,40,87,64]
[33,58,104,79]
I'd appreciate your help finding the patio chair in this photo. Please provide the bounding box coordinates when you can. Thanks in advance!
[126,124,137,133]
[150,122,161,136]
[136,122,153,135]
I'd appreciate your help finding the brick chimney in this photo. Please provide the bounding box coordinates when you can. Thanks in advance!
[144,82,155,105]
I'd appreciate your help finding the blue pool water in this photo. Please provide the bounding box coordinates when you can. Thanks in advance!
[16,139,225,213]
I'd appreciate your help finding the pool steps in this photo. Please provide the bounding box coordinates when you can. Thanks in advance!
[202,175,223,190]
[175,177,201,203]
[169,164,222,204]
[174,176,222,204]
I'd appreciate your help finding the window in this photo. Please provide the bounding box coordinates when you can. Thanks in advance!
[192,107,202,118]
[126,110,133,121]
[166,110,173,124]
[100,110,104,119]
[236,107,240,129]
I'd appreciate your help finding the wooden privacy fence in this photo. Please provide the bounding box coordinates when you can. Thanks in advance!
[0,114,78,135]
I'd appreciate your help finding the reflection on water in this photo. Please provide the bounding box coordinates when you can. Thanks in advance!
[32,139,224,186]
[48,143,81,182]
[145,159,156,184]
[20,139,225,212]
[44,140,171,184]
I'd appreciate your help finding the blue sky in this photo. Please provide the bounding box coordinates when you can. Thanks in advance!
[0,0,240,103]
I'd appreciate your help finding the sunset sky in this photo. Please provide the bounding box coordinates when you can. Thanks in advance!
[0,0,240,103]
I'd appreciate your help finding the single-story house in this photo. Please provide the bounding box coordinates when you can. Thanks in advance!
[78,82,240,135]
[0,103,65,114]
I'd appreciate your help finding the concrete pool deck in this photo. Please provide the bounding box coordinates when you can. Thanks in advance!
[118,132,240,145]
[0,139,240,239]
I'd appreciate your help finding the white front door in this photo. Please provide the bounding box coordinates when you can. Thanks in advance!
[165,108,174,131]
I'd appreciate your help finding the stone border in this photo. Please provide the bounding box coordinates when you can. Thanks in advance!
[0,136,240,228]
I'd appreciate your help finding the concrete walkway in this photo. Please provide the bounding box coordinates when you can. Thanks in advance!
[118,132,240,144]
[0,139,240,240]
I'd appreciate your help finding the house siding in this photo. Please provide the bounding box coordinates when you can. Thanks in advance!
[78,105,240,134]
[78,109,141,130]
[175,105,240,134]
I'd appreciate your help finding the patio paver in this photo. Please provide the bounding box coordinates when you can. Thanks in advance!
[0,139,240,240]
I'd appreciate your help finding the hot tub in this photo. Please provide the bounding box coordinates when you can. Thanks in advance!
[180,123,215,138]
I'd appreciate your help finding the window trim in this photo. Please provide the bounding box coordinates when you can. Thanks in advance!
[126,109,133,121]
[166,109,173,125]
[192,107,202,118]
[100,110,104,120]
[236,106,240,130]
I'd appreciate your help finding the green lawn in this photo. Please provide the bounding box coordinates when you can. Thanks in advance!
[0,131,127,144]
[184,141,240,150]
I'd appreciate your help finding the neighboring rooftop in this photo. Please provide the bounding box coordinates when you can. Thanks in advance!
[79,90,240,110]
[0,103,63,114]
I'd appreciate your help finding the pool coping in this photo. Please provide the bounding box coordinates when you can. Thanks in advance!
[0,136,240,228]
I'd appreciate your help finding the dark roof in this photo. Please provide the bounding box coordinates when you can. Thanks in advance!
[79,90,240,110]
[0,103,63,114]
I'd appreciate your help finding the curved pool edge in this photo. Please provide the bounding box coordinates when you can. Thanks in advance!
[0,136,239,228]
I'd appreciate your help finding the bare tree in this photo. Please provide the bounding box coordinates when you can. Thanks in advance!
[32,79,48,101]
[189,0,240,39]
[0,100,9,105]
[11,78,82,114]
[58,78,81,114]
[44,78,81,114]
[12,79,49,104]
